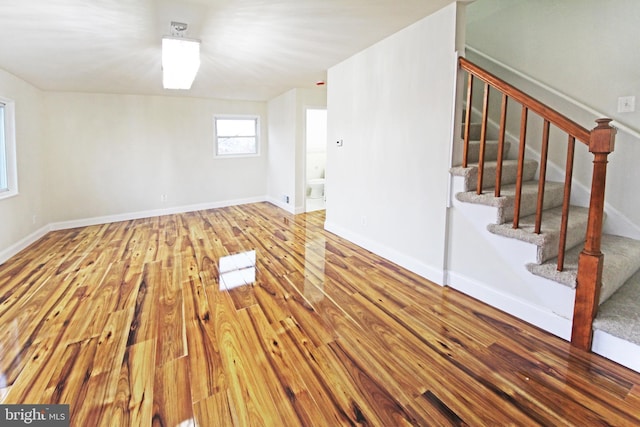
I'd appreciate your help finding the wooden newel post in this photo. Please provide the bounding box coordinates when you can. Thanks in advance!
[571,118,616,350]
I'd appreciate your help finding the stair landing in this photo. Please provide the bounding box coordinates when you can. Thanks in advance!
[594,268,640,346]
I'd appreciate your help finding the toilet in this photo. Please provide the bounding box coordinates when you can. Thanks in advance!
[307,178,325,199]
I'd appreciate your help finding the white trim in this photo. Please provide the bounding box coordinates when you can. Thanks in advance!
[324,220,446,286]
[1,196,271,265]
[592,330,640,373]
[446,271,573,340]
[213,114,260,158]
[0,97,18,200]
[303,105,328,214]
[0,224,52,265]
[465,45,640,140]
[49,196,267,231]
[266,195,295,214]
[447,50,463,209]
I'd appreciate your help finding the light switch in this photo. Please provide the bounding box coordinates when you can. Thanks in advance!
[618,96,635,113]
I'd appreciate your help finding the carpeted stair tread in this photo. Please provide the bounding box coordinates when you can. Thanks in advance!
[450,159,538,192]
[594,268,640,346]
[488,205,589,264]
[456,181,565,224]
[526,234,640,304]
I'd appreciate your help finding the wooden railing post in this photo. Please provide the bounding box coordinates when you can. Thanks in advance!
[571,118,616,350]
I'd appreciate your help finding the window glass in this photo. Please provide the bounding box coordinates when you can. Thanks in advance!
[215,116,259,157]
[0,103,7,191]
[0,98,18,199]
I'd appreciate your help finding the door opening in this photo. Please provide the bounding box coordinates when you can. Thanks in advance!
[305,108,327,212]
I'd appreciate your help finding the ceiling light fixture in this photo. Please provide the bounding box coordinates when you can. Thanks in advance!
[162,22,200,90]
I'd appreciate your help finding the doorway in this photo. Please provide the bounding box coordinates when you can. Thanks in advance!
[305,108,327,212]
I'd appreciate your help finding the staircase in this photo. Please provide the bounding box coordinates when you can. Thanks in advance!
[449,58,640,372]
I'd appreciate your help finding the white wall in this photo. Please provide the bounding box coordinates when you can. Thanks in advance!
[0,69,47,262]
[267,87,326,213]
[43,92,268,223]
[267,90,297,213]
[467,0,640,129]
[325,2,460,283]
[466,0,640,236]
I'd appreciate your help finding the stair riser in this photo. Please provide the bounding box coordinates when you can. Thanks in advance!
[462,123,482,141]
[488,207,589,264]
[465,161,537,191]
[537,223,587,264]
[465,140,511,164]
[497,185,565,224]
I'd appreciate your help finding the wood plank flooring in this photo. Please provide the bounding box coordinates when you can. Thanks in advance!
[1,202,639,426]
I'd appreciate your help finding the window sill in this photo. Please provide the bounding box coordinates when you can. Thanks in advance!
[0,189,19,201]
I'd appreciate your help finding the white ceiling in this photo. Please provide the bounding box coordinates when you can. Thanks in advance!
[0,0,454,101]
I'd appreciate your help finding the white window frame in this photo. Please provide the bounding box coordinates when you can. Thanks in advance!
[0,97,18,200]
[213,115,260,158]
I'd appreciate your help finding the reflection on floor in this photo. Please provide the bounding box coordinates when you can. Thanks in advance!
[219,250,256,290]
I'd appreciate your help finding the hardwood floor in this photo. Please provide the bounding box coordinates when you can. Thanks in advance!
[1,202,639,426]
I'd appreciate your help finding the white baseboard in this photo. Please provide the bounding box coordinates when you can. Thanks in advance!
[50,196,268,231]
[324,220,445,286]
[592,330,640,373]
[447,271,572,340]
[0,224,52,265]
[0,196,268,265]
[265,196,295,214]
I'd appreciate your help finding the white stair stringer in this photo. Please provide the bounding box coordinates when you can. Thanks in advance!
[449,170,640,373]
[447,174,574,340]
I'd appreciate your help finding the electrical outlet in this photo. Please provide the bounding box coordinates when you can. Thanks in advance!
[285,195,290,203]
[618,96,635,113]
[160,194,168,202]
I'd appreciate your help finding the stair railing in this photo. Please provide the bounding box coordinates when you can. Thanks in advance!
[459,57,616,351]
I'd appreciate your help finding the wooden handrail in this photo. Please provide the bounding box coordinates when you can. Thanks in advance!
[458,57,616,352]
[460,57,591,144]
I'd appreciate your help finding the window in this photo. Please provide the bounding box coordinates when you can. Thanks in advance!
[0,103,6,190]
[0,98,17,199]
[214,116,259,157]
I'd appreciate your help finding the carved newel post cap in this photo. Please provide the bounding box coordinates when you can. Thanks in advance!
[590,118,616,153]
[595,118,613,128]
